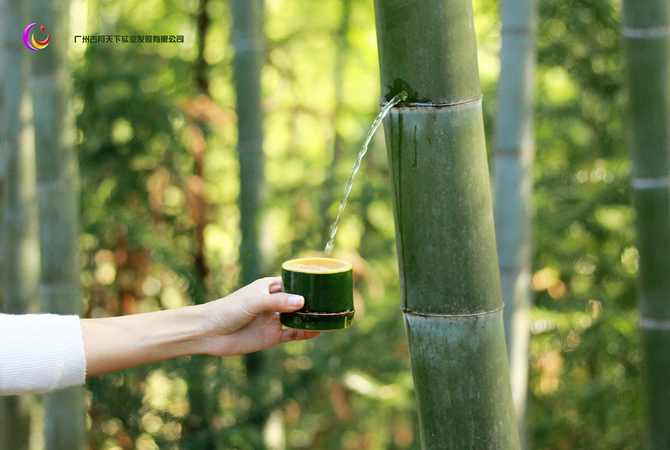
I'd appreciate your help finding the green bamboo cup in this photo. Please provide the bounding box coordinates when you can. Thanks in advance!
[280,257,355,331]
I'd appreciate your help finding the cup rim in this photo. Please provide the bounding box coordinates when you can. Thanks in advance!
[282,257,353,274]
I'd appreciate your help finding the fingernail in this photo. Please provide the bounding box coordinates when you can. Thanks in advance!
[287,295,304,307]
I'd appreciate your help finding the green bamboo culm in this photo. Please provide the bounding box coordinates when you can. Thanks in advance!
[493,0,536,442]
[29,0,87,447]
[0,0,6,290]
[0,0,41,447]
[622,1,670,448]
[373,1,520,448]
[232,0,271,443]
[232,0,265,288]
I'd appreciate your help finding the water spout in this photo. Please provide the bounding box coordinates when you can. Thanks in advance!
[325,91,407,255]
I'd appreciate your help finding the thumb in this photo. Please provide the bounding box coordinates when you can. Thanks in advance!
[246,293,305,315]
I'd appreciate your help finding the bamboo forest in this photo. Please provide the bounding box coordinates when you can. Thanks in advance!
[0,0,667,447]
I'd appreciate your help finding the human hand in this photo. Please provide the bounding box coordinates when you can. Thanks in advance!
[198,277,320,356]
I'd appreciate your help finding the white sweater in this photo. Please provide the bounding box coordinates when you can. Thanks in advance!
[0,314,87,395]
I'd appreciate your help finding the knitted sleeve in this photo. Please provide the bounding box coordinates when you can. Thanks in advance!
[0,314,87,395]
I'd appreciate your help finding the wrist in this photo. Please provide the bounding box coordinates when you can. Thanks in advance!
[169,304,212,356]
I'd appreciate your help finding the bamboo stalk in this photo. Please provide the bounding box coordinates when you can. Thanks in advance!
[29,0,86,448]
[0,0,6,302]
[374,0,520,447]
[231,0,274,442]
[0,0,5,177]
[493,0,536,441]
[232,0,265,287]
[622,0,670,447]
[0,0,40,447]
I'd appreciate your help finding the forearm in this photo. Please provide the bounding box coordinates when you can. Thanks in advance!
[0,278,311,395]
[81,305,210,378]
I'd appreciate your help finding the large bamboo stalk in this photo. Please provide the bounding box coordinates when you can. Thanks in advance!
[374,1,520,448]
[29,0,86,448]
[621,1,670,448]
[0,0,40,448]
[493,0,536,440]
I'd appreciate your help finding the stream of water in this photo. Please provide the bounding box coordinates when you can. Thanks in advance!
[325,91,407,255]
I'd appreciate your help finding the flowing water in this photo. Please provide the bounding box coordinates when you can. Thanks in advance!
[325,91,407,255]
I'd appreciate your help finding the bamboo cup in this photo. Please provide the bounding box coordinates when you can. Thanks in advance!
[280,257,355,331]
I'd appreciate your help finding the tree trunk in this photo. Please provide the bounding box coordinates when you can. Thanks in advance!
[182,2,215,447]
[29,0,87,448]
[493,0,536,443]
[0,0,41,448]
[373,1,521,448]
[622,1,670,448]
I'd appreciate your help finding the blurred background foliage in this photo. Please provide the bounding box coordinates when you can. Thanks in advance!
[57,0,640,447]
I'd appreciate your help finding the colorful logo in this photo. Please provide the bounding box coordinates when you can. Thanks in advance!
[23,24,49,51]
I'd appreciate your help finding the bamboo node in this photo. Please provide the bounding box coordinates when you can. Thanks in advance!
[631,175,670,189]
[379,95,483,108]
[622,26,670,38]
[640,317,670,330]
[400,304,503,318]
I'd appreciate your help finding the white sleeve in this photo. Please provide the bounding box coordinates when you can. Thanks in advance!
[0,314,87,395]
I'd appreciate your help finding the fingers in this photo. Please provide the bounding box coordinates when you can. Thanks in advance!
[246,292,304,315]
[281,328,321,343]
[252,277,282,294]
[268,278,283,294]
[301,331,321,340]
